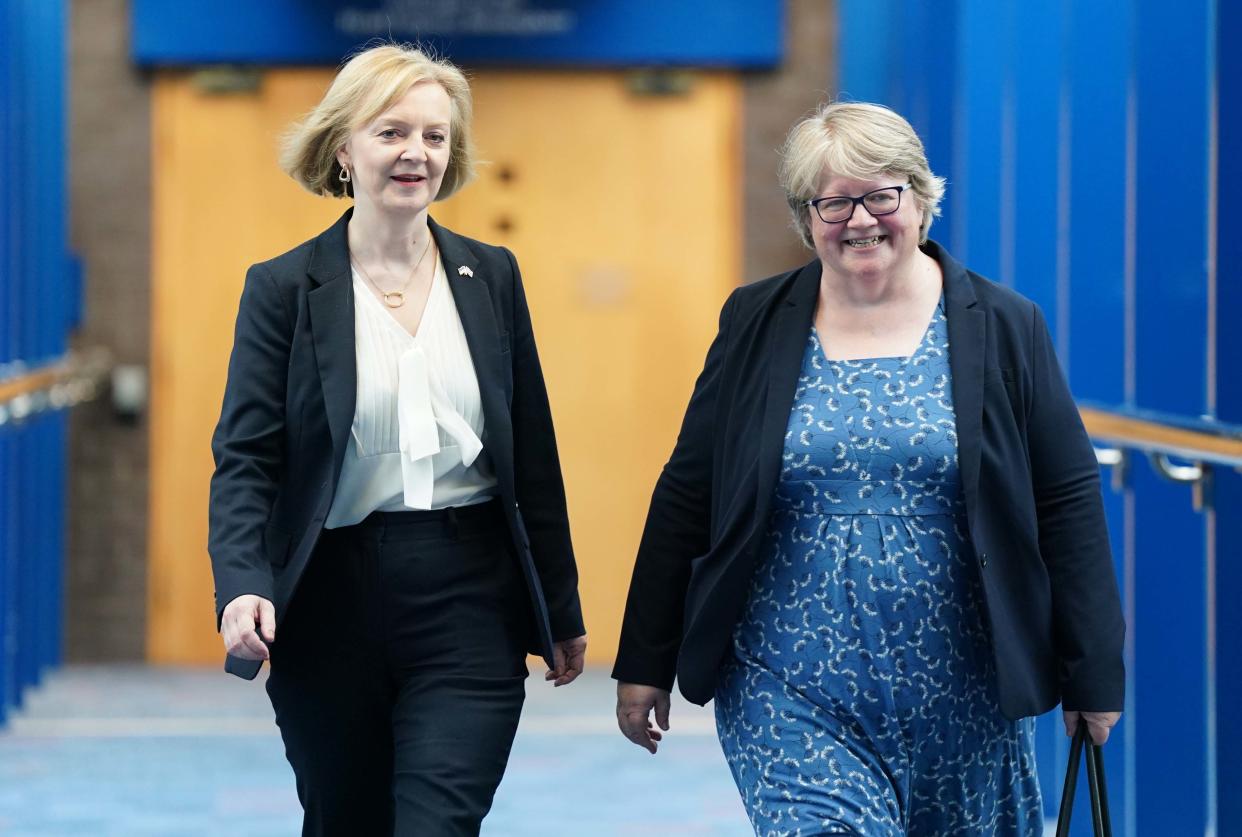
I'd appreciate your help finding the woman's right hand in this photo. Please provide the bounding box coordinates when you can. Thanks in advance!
[616,682,672,754]
[221,594,276,660]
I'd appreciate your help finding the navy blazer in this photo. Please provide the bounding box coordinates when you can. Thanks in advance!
[208,210,584,679]
[613,240,1124,720]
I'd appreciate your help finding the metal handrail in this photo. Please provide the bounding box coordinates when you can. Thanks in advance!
[1093,446,1125,467]
[1147,453,1204,483]
[0,350,112,425]
[1079,404,1241,512]
[1079,405,1242,470]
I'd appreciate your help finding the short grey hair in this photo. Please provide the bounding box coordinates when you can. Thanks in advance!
[779,101,946,249]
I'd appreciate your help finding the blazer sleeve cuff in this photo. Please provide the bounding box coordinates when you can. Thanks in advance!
[610,664,676,693]
[611,646,678,692]
[213,569,276,630]
[1059,655,1126,712]
[549,595,585,641]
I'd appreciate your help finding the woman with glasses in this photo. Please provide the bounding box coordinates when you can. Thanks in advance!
[613,102,1123,835]
[208,44,586,835]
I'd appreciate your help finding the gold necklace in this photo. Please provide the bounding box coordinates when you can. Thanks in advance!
[352,233,433,308]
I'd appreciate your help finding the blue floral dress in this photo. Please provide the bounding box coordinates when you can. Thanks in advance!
[714,300,1043,836]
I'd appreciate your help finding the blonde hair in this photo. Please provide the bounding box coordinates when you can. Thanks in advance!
[280,43,476,200]
[779,101,946,248]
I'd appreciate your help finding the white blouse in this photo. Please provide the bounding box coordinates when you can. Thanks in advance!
[324,257,497,528]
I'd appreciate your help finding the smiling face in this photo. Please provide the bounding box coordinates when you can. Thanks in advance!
[809,172,925,284]
[336,80,452,218]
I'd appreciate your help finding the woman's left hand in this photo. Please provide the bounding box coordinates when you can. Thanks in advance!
[1063,710,1121,745]
[546,634,587,686]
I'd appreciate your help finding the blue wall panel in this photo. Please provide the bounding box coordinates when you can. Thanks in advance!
[1011,0,1061,329]
[0,1,10,363]
[0,0,16,729]
[1215,471,1240,836]
[0,434,12,723]
[1217,0,1241,424]
[1062,7,1137,823]
[953,0,1010,278]
[1131,0,1213,830]
[1132,0,1212,414]
[1065,0,1130,404]
[898,0,959,252]
[1133,465,1209,832]
[2,0,19,366]
[47,411,67,669]
[838,0,898,105]
[1213,0,1240,832]
[15,418,37,697]
[839,1,1234,834]
[1,0,71,726]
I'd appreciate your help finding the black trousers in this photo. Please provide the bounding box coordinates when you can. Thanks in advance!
[266,500,532,837]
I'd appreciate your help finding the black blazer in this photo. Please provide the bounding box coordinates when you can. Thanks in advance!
[613,240,1124,720]
[208,210,583,679]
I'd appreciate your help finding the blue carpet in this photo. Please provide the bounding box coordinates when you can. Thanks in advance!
[0,665,749,836]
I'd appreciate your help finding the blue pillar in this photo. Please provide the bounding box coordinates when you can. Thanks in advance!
[0,0,18,728]
[1131,0,1214,831]
[1212,0,1241,832]
[1,0,69,726]
[1063,3,1136,831]
[953,0,1013,279]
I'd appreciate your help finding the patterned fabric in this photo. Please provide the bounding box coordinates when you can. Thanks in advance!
[715,300,1043,836]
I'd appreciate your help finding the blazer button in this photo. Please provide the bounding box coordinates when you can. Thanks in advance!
[979,552,989,568]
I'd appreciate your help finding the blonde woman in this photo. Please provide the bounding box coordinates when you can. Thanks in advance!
[614,102,1123,835]
[208,44,586,835]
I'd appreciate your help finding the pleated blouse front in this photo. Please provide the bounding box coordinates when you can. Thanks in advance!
[324,258,497,528]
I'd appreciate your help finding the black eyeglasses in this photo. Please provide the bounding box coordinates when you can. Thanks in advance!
[806,184,911,224]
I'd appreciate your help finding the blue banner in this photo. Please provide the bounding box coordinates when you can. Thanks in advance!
[132,0,783,68]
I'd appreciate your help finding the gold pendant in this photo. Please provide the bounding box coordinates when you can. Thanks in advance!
[383,291,406,308]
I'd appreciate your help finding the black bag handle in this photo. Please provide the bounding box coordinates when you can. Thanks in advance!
[1055,718,1114,837]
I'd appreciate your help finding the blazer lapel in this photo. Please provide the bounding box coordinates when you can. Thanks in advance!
[754,261,821,515]
[936,241,986,523]
[306,210,357,481]
[430,219,515,492]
